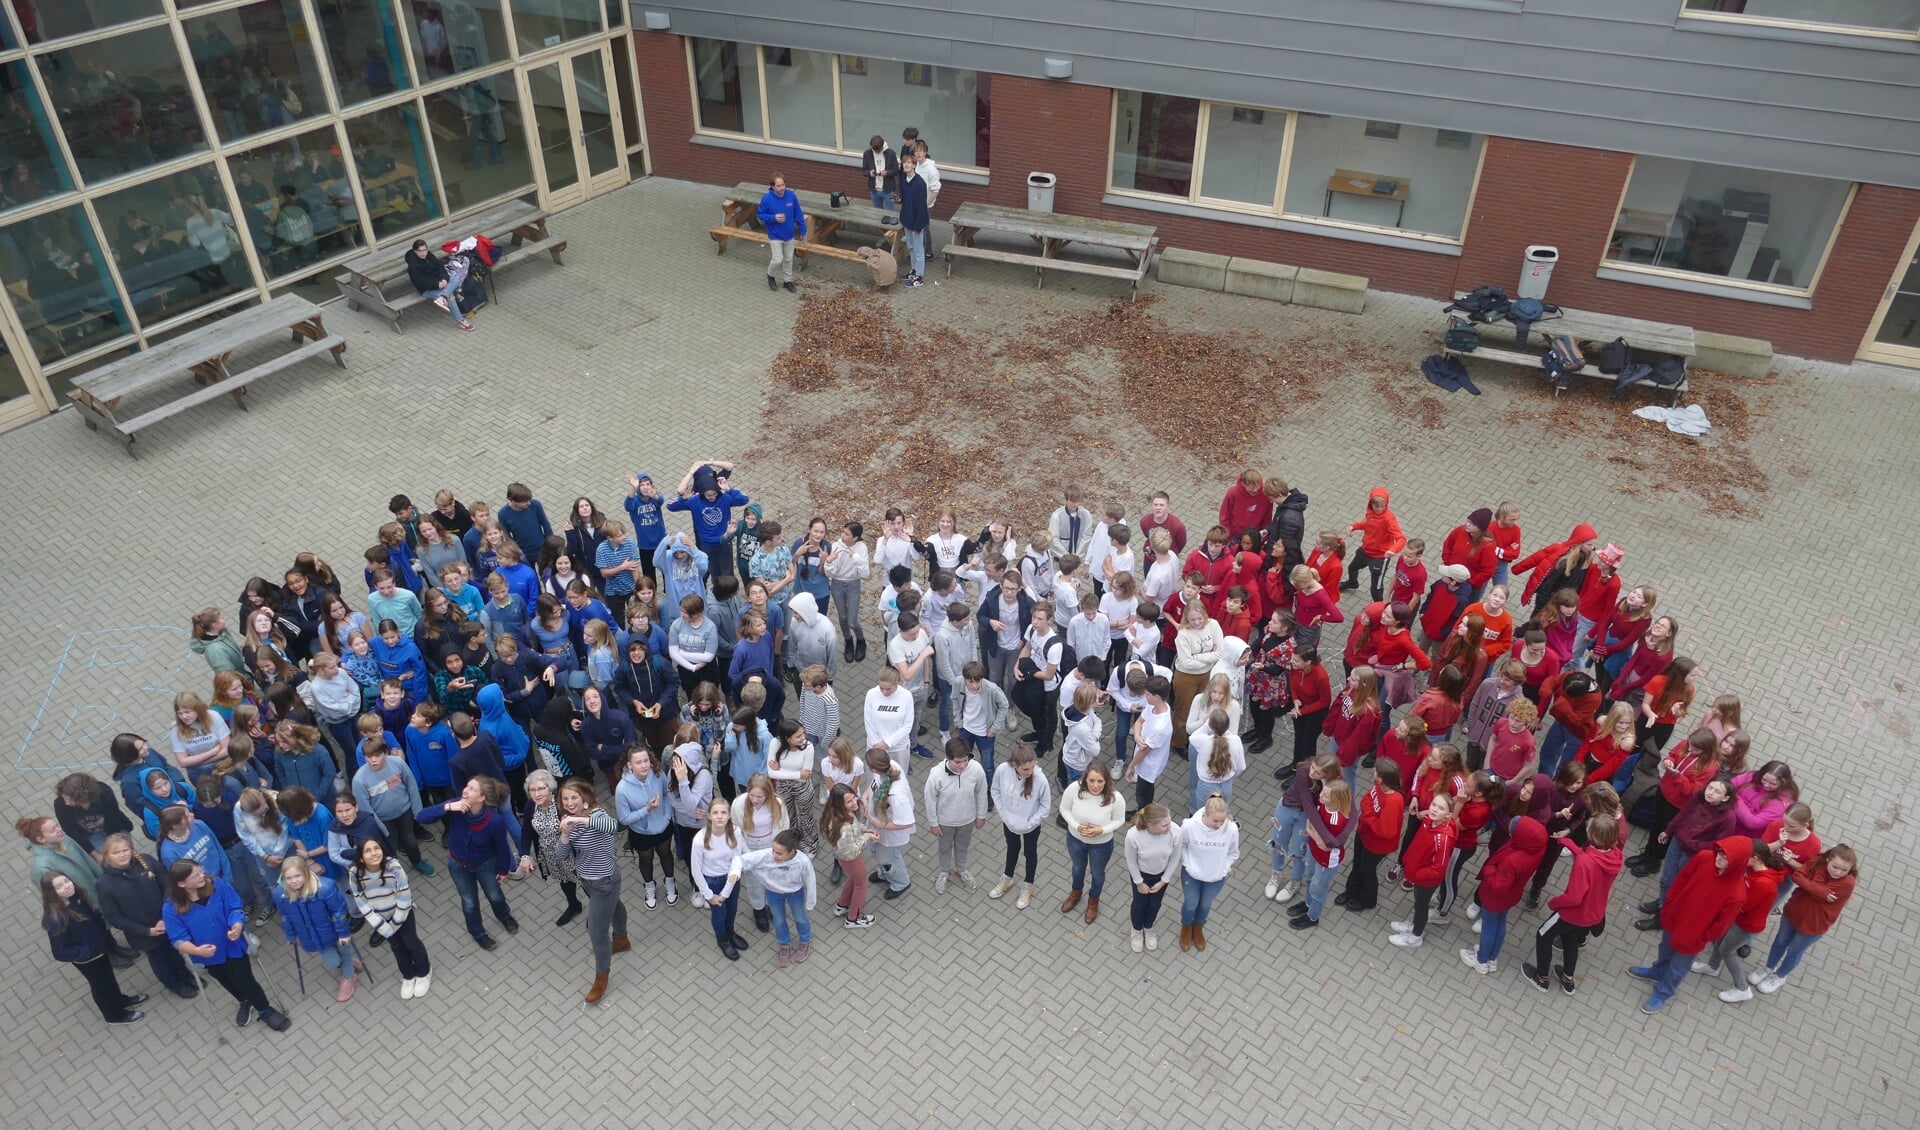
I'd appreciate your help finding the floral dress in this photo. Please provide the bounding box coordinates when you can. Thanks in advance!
[1246,629,1296,711]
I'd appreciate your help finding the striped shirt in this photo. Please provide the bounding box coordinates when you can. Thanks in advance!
[345,861,414,935]
[555,809,621,880]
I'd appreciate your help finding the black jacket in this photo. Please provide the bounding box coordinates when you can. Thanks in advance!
[47,896,114,963]
[98,854,172,951]
[1264,489,1310,569]
[54,783,132,848]
[405,249,446,296]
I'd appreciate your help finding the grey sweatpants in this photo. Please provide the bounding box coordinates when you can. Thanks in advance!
[582,872,628,974]
[768,239,796,282]
[935,823,976,873]
[829,579,864,641]
[1705,922,1755,988]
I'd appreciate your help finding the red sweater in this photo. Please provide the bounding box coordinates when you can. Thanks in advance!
[1159,593,1187,652]
[1782,858,1857,936]
[1343,602,1386,670]
[1442,526,1499,588]
[1377,728,1425,786]
[1306,802,1352,867]
[1660,837,1751,954]
[1608,640,1671,699]
[1476,817,1547,913]
[1349,488,1406,559]
[1459,603,1514,658]
[1138,512,1187,556]
[1409,688,1461,736]
[1577,732,1635,785]
[1489,520,1522,565]
[1547,837,1622,927]
[1217,606,1254,644]
[1658,747,1717,807]
[1356,783,1406,854]
[1308,548,1345,596]
[1291,663,1332,715]
[1418,581,1468,642]
[1326,696,1380,765]
[1515,644,1565,692]
[1291,586,1343,633]
[1390,556,1428,606]
[1219,482,1273,536]
[1400,817,1456,888]
[1539,670,1602,738]
[1576,564,1621,624]
[1368,629,1432,672]
[1454,797,1494,854]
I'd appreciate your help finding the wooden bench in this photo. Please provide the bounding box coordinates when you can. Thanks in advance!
[942,201,1158,299]
[709,183,903,287]
[334,201,565,334]
[67,295,346,456]
[704,223,873,268]
[1442,297,1694,404]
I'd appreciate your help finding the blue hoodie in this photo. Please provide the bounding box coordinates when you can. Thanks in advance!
[354,730,404,768]
[370,633,430,701]
[136,769,188,840]
[117,751,187,814]
[666,490,748,546]
[275,875,351,953]
[496,560,541,611]
[616,769,671,836]
[163,876,249,966]
[496,499,553,558]
[403,721,455,788]
[477,684,530,770]
[158,817,232,883]
[624,480,667,551]
[654,538,712,616]
[757,186,808,242]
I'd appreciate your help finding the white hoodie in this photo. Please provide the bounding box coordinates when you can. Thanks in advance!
[784,592,839,677]
[991,762,1053,834]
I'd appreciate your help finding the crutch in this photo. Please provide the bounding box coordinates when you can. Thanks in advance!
[291,942,307,998]
[349,940,376,988]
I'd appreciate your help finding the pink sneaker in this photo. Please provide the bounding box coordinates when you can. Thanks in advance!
[794,941,810,964]
[336,976,356,1003]
[776,944,791,969]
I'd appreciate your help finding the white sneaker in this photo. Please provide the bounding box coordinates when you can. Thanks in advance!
[958,871,978,892]
[1144,929,1158,951]
[934,872,948,894]
[1718,985,1754,1003]
[1264,874,1281,900]
[665,878,679,905]
[644,881,658,909]
[1458,948,1489,974]
[414,972,431,998]
[1757,973,1788,994]
[1389,933,1424,948]
[989,877,1017,899]
[1690,959,1714,974]
[401,977,417,1000]
[1130,929,1144,953]
[1275,884,1296,904]
[1390,920,1414,935]
[833,904,848,917]
[1472,919,1482,934]
[844,914,874,929]
[1747,968,1771,986]
[939,731,951,746]
[1464,903,1481,922]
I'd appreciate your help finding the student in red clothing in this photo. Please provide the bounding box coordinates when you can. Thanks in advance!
[1417,565,1472,647]
[1285,648,1333,776]
[1512,523,1597,611]
[1536,666,1600,776]
[1409,666,1467,744]
[1570,542,1624,664]
[1457,584,1515,660]
[1182,527,1237,618]
[1575,702,1638,789]
[1634,777,1736,923]
[1338,759,1403,914]
[1289,777,1353,929]
[1341,601,1386,678]
[1374,715,1428,805]
[1484,698,1539,779]
[1530,588,1581,667]
[1618,658,1700,801]
[1511,628,1564,707]
[1218,470,1274,542]
[1158,574,1202,669]
[1698,841,1785,1002]
[1607,615,1677,703]
[1388,792,1458,949]
[1398,744,1468,880]
[1216,586,1255,646]
[1589,584,1655,696]
[1388,539,1427,608]
[1526,764,1592,909]
[1524,813,1622,995]
[1461,813,1546,974]
[1342,488,1404,603]
[1628,835,1750,1013]
[1138,491,1188,558]
[1629,726,1719,875]
[1441,508,1499,600]
[1368,602,1432,721]
[1286,564,1343,653]
[1754,844,1858,995]
[1307,532,1347,599]
[1437,770,1499,918]
[1487,502,1523,591]
[1426,633,1482,729]
[1324,666,1381,789]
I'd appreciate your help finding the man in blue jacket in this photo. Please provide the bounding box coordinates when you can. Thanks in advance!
[757,175,807,293]
[897,154,930,287]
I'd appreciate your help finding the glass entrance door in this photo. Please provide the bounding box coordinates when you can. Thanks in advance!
[528,45,627,210]
[1861,222,1920,367]
[0,318,53,430]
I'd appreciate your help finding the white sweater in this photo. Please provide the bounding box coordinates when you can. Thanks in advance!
[1060,708,1104,772]
[1059,782,1127,845]
[1190,732,1246,786]
[1179,814,1241,882]
[1125,825,1182,883]
[864,686,914,755]
[990,762,1053,834]
[923,760,988,827]
[1174,621,1225,674]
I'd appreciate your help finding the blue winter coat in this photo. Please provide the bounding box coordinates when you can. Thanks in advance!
[580,706,636,771]
[163,877,249,965]
[274,875,351,952]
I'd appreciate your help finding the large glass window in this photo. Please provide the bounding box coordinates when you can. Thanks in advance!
[313,0,416,107]
[96,164,251,325]
[19,0,165,45]
[0,203,133,363]
[424,73,534,211]
[511,0,601,53]
[36,28,207,184]
[346,102,442,240]
[1109,91,1198,197]
[610,35,643,155]
[1,61,78,214]
[691,38,762,137]
[228,126,367,280]
[1199,103,1284,207]
[408,1,509,81]
[1683,1,1920,34]
[761,48,835,149]
[1607,156,1850,289]
[839,60,988,168]
[187,3,328,145]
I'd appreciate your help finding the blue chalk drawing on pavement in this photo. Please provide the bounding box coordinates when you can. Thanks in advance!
[16,626,191,772]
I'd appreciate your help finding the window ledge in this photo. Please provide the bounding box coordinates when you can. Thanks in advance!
[690,133,989,186]
[1596,265,1815,309]
[1100,193,1463,256]
[1675,14,1920,51]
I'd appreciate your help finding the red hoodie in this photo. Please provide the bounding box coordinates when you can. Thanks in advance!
[1183,546,1237,616]
[1513,523,1597,604]
[1577,732,1635,786]
[1368,628,1431,672]
[1658,745,1718,807]
[1442,526,1498,589]
[1576,563,1621,624]
[1733,862,1786,935]
[1219,481,1273,537]
[1400,815,1456,888]
[1308,547,1345,596]
[1476,816,1548,913]
[1356,781,1406,854]
[1660,836,1752,954]
[1547,836,1623,928]
[1349,488,1406,559]
[1377,728,1426,790]
[1489,520,1522,565]
[1326,694,1381,766]
[1454,796,1495,854]
[1343,602,1386,670]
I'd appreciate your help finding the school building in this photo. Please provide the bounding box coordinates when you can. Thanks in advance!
[1,1,1916,428]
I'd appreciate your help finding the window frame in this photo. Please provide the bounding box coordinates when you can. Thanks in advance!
[1677,3,1920,41]
[682,39,990,175]
[1600,155,1857,298]
[1103,91,1486,247]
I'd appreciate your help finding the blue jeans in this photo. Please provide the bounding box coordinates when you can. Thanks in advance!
[1657,842,1689,898]
[1491,561,1511,590]
[1114,709,1138,764]
[1609,750,1642,793]
[1066,836,1113,899]
[869,188,890,209]
[703,874,739,940]
[905,227,926,277]
[1476,906,1509,964]
[1646,932,1695,1001]
[1270,802,1308,881]
[962,729,995,780]
[1180,874,1225,925]
[1766,919,1823,977]
[225,840,269,911]
[426,278,466,323]
[1304,856,1338,919]
[1190,765,1235,814]
[310,940,353,973]
[1341,761,1359,794]
[871,842,910,891]
[933,676,954,734]
[1569,614,1599,666]
[766,887,811,945]
[1537,722,1580,778]
[447,858,513,938]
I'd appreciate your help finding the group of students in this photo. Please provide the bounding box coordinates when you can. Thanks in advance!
[24,466,1859,1029]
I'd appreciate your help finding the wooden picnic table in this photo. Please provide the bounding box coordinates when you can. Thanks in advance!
[942,202,1158,298]
[67,294,346,456]
[711,182,907,267]
[334,200,565,333]
[1441,295,1696,404]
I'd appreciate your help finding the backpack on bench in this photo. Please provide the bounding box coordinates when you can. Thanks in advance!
[1444,285,1512,325]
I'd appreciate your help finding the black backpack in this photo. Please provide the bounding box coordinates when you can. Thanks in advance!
[1444,317,1480,352]
[1595,337,1631,375]
[1443,285,1512,325]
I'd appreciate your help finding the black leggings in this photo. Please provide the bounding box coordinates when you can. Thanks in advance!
[672,822,698,864]
[1410,883,1437,936]
[1343,841,1384,909]
[385,809,423,866]
[386,914,431,979]
[628,828,675,882]
[1345,552,1385,601]
[1440,846,1476,914]
[203,955,272,1013]
[1291,709,1327,766]
[74,955,137,1022]
[1535,913,1593,976]
[1002,826,1041,884]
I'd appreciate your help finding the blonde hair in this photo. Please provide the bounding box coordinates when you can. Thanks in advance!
[1200,794,1231,820]
[278,855,321,901]
[1320,779,1352,813]
[738,772,783,831]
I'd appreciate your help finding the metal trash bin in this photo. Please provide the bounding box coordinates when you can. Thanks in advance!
[1027,172,1057,213]
[1519,245,1558,301]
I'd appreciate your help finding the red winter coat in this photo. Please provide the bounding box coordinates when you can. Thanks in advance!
[1513,523,1597,604]
[1442,526,1499,589]
[1476,816,1548,913]
[1357,782,1406,854]
[1539,670,1602,739]
[1349,488,1406,559]
[1400,816,1456,888]
[1660,836,1751,954]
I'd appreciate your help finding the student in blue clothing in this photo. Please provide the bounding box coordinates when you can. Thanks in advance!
[440,561,487,620]
[655,533,712,619]
[111,733,185,817]
[565,581,614,660]
[164,859,290,1030]
[367,569,424,636]
[403,702,457,808]
[461,501,493,571]
[758,174,807,293]
[496,482,553,558]
[480,573,529,653]
[476,682,533,808]
[353,738,433,873]
[273,855,360,1003]
[623,473,668,583]
[278,786,338,881]
[728,610,784,722]
[666,460,747,577]
[371,620,430,702]
[158,805,232,886]
[723,706,771,803]
[595,519,642,622]
[492,541,541,611]
[418,776,521,949]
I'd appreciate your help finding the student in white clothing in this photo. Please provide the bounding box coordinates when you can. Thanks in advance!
[1101,524,1135,592]
[1064,593,1111,673]
[862,667,915,774]
[923,739,988,892]
[1087,503,1125,595]
[873,508,918,576]
[989,746,1052,908]
[1052,554,1086,624]
[1019,530,1056,602]
[1189,708,1247,812]
[1177,793,1241,952]
[1142,529,1181,607]
[862,746,914,897]
[1099,572,1140,672]
[731,829,817,968]
[886,611,937,760]
[823,521,870,662]
[956,660,1013,778]
[1059,681,1105,789]
[1127,675,1176,811]
[1048,487,1096,561]
[1125,802,1180,952]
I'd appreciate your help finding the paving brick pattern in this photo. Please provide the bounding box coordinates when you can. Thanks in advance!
[0,178,1915,1128]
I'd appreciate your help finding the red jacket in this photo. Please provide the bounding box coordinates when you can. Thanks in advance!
[1183,547,1236,616]
[1783,857,1856,936]
[1442,526,1499,589]
[1291,663,1332,715]
[1308,548,1345,596]
[1217,606,1254,644]
[1349,488,1406,559]
[1220,551,1266,621]
[1576,564,1621,624]
[1454,796,1494,854]
[1734,864,1786,934]
[1400,816,1456,888]
[1343,602,1386,670]
[1513,523,1597,603]
[1357,782,1406,854]
[1658,747,1717,807]
[1418,580,1468,642]
[1476,817,1548,913]
[1219,482,1273,537]
[1660,836,1751,954]
[1390,556,1428,606]
[1326,696,1380,765]
[1547,837,1622,927]
[1489,520,1522,565]
[1539,670,1602,738]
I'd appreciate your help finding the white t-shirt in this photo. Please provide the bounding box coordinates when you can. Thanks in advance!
[1099,593,1138,641]
[871,768,915,846]
[1143,556,1180,605]
[925,533,966,571]
[1105,548,1135,580]
[1136,705,1174,783]
[887,631,934,691]
[1023,626,1064,692]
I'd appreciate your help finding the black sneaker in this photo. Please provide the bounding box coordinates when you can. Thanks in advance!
[1523,889,1541,910]
[883,885,909,900]
[235,1003,257,1027]
[766,275,778,291]
[729,932,750,951]
[783,282,797,293]
[259,1008,291,1032]
[868,872,888,885]
[1554,965,1577,995]
[1289,915,1319,931]
[720,938,740,961]
[108,1010,145,1025]
[475,934,498,950]
[123,993,148,1008]
[1522,962,1552,993]
[853,640,867,662]
[1287,902,1311,919]
[368,932,387,948]
[502,918,521,935]
[754,907,771,933]
[170,983,199,1000]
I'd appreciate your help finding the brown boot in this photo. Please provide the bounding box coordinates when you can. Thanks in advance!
[1193,924,1208,951]
[1084,896,1100,924]
[1178,924,1194,951]
[1059,890,1082,913]
[584,971,609,1004]
[610,933,631,954]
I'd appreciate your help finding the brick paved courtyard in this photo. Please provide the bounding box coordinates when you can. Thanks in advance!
[1,178,1916,1129]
